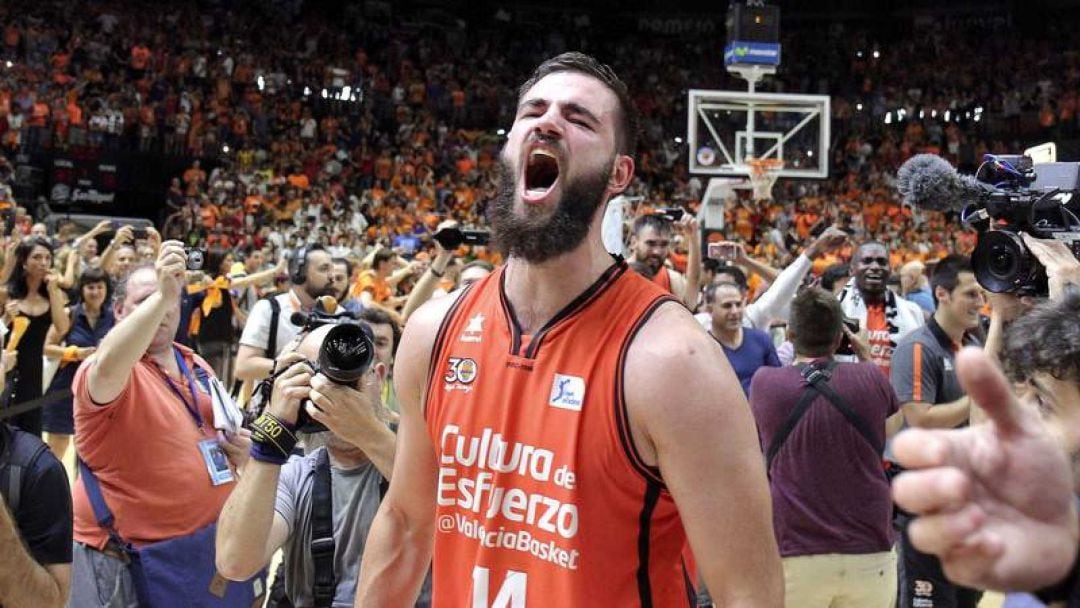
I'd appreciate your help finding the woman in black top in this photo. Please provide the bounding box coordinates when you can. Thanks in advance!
[4,237,71,437]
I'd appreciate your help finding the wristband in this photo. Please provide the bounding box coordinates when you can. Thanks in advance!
[63,346,80,362]
[249,412,298,460]
[249,441,289,466]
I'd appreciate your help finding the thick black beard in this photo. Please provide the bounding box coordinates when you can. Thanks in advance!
[489,157,611,264]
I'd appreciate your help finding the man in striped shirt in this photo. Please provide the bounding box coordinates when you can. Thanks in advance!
[890,254,985,608]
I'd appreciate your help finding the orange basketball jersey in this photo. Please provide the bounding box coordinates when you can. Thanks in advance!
[652,265,672,293]
[425,259,693,607]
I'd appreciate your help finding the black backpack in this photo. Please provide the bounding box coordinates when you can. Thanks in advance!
[0,423,49,515]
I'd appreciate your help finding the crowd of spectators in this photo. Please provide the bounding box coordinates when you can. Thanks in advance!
[0,2,1079,607]
[0,1,1077,284]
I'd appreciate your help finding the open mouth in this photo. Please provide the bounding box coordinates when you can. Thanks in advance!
[523,149,560,201]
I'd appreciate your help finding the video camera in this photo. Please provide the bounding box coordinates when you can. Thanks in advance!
[897,153,1080,296]
[250,297,375,434]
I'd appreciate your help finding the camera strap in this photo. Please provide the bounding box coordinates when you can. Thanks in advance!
[265,296,281,358]
[765,360,884,477]
[310,448,336,608]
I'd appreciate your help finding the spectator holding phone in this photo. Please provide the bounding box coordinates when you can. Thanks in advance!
[706,227,850,333]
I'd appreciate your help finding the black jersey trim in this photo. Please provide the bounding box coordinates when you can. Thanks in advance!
[423,283,475,420]
[636,480,662,608]
[498,256,627,359]
[498,268,524,357]
[524,258,627,359]
[614,295,677,487]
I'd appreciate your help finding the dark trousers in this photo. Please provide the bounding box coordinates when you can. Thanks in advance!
[898,524,982,608]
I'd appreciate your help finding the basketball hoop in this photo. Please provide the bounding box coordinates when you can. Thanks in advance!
[747,158,785,201]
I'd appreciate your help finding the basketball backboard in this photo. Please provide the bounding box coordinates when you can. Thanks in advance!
[687,90,830,179]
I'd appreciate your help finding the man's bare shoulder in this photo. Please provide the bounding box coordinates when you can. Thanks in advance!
[625,299,716,372]
[621,300,746,468]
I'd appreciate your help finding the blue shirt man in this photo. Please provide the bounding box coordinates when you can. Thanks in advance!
[706,282,781,395]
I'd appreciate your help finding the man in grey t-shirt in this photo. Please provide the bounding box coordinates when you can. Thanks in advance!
[215,323,429,607]
[890,255,985,608]
[272,445,384,606]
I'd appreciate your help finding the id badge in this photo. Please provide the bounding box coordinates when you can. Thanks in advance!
[198,438,235,486]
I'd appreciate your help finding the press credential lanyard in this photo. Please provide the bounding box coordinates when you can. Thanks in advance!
[159,347,204,429]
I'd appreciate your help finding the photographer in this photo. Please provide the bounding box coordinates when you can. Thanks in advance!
[235,245,336,385]
[750,287,901,607]
[215,322,427,607]
[70,243,259,607]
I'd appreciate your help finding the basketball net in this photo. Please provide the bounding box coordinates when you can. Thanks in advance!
[747,158,785,202]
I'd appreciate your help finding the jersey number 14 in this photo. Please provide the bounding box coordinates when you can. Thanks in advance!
[472,567,526,608]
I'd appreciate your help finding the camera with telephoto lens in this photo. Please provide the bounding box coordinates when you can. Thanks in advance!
[249,298,375,434]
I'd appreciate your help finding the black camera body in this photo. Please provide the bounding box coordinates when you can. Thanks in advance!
[432,226,490,250]
[185,247,206,271]
[251,299,375,434]
[965,156,1080,295]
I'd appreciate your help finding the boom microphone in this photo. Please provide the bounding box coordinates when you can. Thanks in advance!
[895,154,989,212]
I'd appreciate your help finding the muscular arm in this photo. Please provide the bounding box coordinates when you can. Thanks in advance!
[386,264,417,289]
[902,396,971,429]
[86,292,169,404]
[58,250,79,290]
[229,262,283,291]
[42,315,68,360]
[625,304,783,607]
[683,226,701,309]
[355,294,459,607]
[215,462,291,581]
[0,503,70,608]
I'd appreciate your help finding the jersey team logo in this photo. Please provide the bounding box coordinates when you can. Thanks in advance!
[460,313,485,343]
[444,357,479,393]
[548,374,585,411]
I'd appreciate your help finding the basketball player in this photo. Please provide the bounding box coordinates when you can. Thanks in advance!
[355,53,782,607]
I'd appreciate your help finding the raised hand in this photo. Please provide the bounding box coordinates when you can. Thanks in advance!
[892,347,1079,592]
[155,240,188,303]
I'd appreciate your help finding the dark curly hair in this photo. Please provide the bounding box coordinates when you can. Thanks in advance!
[7,237,54,299]
[1001,292,1080,383]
